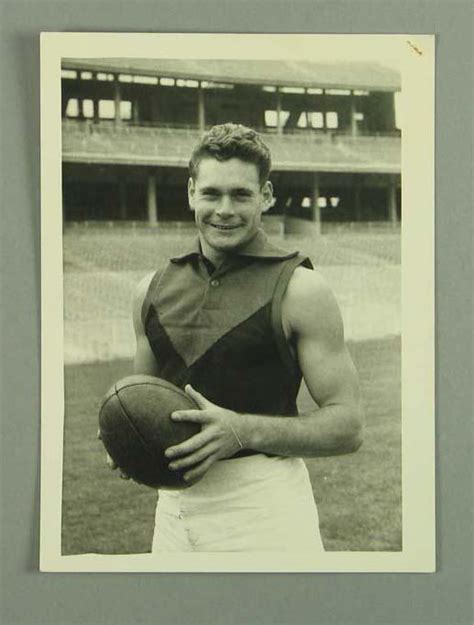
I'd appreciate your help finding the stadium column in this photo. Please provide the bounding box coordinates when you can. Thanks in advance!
[311,172,321,235]
[197,82,205,132]
[276,88,283,135]
[322,89,327,130]
[350,91,358,137]
[93,73,99,124]
[114,75,122,126]
[133,97,140,123]
[147,172,158,225]
[388,177,398,227]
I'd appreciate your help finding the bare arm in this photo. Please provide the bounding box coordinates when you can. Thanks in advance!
[132,272,160,376]
[237,266,363,456]
[167,267,363,483]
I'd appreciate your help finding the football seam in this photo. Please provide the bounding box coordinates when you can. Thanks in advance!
[115,380,198,408]
[113,387,160,459]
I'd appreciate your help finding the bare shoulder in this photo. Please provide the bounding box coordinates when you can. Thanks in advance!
[283,265,344,340]
[132,272,156,334]
[285,266,338,310]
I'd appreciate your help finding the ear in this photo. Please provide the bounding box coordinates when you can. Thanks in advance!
[187,177,196,211]
[261,181,274,213]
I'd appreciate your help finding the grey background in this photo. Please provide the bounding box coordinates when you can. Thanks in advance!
[0,1,472,624]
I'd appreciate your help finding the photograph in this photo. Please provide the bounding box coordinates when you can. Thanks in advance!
[40,33,435,572]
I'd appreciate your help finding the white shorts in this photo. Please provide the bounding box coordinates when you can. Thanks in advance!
[152,454,324,553]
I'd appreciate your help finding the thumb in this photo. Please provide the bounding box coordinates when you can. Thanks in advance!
[185,384,212,409]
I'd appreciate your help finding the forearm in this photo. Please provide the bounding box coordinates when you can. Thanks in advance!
[237,404,363,458]
[166,388,364,484]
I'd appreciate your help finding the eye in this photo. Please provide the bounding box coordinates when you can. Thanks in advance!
[202,190,219,200]
[233,191,252,202]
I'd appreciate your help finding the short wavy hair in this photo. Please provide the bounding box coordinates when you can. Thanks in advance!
[189,123,272,186]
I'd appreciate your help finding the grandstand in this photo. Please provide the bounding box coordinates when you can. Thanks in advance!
[61,59,401,363]
[61,58,401,231]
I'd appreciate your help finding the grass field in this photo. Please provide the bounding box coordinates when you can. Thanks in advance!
[63,227,401,362]
[64,227,401,271]
[61,336,401,555]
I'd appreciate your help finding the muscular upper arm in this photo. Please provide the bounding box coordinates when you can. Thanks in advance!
[132,272,160,376]
[283,267,361,411]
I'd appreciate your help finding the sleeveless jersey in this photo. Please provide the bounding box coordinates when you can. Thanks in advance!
[142,230,312,427]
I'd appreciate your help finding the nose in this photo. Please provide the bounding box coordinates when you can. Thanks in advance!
[216,195,235,218]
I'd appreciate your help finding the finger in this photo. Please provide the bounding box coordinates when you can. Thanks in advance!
[168,441,219,471]
[183,454,217,485]
[97,428,102,440]
[184,384,213,409]
[119,470,130,480]
[171,409,209,423]
[165,429,215,459]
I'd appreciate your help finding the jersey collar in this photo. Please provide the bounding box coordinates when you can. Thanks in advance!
[170,229,299,264]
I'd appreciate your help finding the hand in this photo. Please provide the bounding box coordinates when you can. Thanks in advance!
[165,385,245,485]
[97,428,130,480]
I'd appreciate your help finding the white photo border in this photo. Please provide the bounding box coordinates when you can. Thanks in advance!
[40,32,435,573]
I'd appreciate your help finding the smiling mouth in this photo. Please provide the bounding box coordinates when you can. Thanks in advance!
[208,223,241,231]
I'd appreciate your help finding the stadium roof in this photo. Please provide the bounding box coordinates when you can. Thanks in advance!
[62,59,401,92]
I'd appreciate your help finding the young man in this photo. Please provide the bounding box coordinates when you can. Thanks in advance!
[120,123,363,552]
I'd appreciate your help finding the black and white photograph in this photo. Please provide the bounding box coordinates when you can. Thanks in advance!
[40,33,435,572]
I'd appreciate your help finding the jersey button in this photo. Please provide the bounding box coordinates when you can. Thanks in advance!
[210,279,220,287]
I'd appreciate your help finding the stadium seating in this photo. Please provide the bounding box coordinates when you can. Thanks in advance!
[62,121,400,173]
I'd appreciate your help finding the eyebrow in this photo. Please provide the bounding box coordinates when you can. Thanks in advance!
[233,188,254,194]
[199,186,219,193]
[199,186,254,194]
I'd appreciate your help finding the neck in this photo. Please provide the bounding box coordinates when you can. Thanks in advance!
[198,230,263,266]
[199,238,228,267]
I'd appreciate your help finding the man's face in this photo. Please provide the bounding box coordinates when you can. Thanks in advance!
[188,157,273,265]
